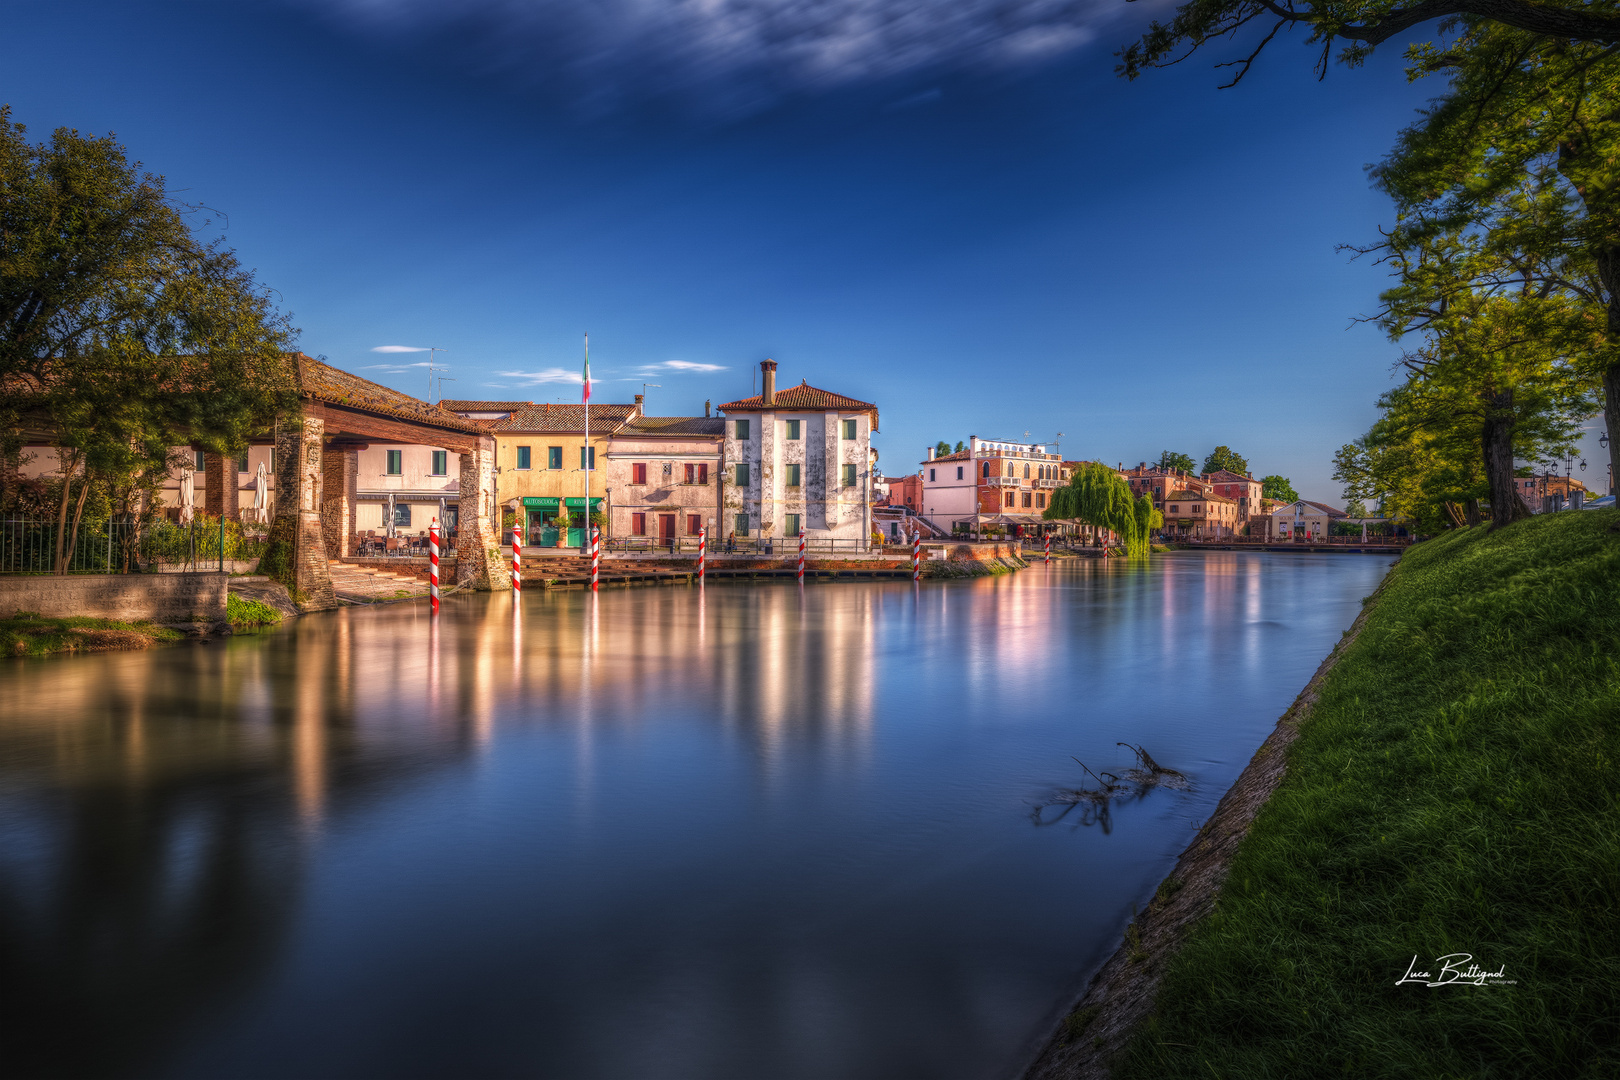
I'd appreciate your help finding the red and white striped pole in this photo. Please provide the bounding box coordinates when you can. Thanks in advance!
[1045,532,1051,562]
[511,529,521,595]
[797,530,806,583]
[912,529,921,582]
[429,518,440,615]
[590,525,600,591]
[698,526,706,579]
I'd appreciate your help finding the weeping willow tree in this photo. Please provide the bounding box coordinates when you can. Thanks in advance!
[1044,461,1163,558]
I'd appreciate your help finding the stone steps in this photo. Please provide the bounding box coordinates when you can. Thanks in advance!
[326,560,431,603]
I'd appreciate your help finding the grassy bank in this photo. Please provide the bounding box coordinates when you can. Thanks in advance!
[2,613,185,657]
[226,592,284,628]
[1116,509,1619,1079]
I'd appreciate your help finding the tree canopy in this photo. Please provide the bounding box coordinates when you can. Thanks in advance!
[1157,450,1196,473]
[1201,445,1249,475]
[0,107,297,568]
[1046,461,1163,557]
[1260,474,1299,502]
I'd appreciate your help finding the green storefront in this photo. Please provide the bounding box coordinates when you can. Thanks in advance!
[524,496,603,548]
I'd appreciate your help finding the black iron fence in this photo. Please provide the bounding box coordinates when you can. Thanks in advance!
[601,534,874,556]
[0,517,268,574]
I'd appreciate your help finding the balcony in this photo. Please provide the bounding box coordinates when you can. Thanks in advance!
[1034,479,1062,489]
[986,476,1023,487]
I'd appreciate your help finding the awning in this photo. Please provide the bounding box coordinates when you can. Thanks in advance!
[564,497,604,508]
[523,497,560,510]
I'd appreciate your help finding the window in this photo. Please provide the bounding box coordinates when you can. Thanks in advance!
[687,514,703,536]
[632,463,647,485]
[929,468,936,482]
[392,503,412,527]
[981,462,990,478]
[1169,505,1179,514]
[733,513,750,536]
[735,463,749,487]
[1036,494,1046,509]
[431,450,448,476]
[735,419,749,440]
[386,450,403,475]
[786,419,801,440]
[548,446,563,470]
[1004,492,1014,507]
[698,464,709,485]
[516,446,531,470]
[842,464,856,488]
[1024,464,1030,479]
[842,418,857,440]
[269,447,275,471]
[631,513,647,536]
[580,446,596,469]
[784,513,801,537]
[236,452,249,473]
[786,463,801,488]
[1192,504,1201,513]
[193,450,206,471]
[956,466,963,480]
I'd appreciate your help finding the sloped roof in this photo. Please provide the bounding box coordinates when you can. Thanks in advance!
[718,380,879,430]
[924,449,971,464]
[296,355,488,434]
[618,415,726,437]
[490,403,639,433]
[439,399,531,413]
[1272,500,1348,518]
[1204,469,1257,484]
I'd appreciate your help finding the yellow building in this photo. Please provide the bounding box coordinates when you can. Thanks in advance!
[444,401,635,547]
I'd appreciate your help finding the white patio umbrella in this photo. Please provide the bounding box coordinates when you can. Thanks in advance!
[438,497,448,534]
[178,468,195,524]
[252,461,269,524]
[386,492,396,538]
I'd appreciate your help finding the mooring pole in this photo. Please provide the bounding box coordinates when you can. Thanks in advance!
[912,529,921,582]
[797,530,806,583]
[1045,532,1051,562]
[698,526,706,579]
[512,531,522,595]
[590,525,600,592]
[429,519,440,615]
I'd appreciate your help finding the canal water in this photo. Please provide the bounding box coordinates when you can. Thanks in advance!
[0,553,1389,1080]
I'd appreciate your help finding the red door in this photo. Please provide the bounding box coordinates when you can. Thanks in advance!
[659,515,676,543]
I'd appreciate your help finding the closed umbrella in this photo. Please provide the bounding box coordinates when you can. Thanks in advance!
[386,492,396,539]
[179,468,195,524]
[252,461,269,524]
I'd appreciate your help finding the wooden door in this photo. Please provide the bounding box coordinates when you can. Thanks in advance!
[659,515,676,543]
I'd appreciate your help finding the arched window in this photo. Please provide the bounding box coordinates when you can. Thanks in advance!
[982,462,990,478]
[1024,464,1030,479]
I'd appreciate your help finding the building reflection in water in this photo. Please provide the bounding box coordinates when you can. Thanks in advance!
[0,554,1387,1080]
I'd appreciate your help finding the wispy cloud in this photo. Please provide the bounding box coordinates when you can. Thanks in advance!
[287,0,1123,117]
[363,361,433,371]
[495,367,584,386]
[637,360,727,374]
[371,345,433,353]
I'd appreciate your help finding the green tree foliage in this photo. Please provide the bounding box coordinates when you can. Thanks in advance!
[1045,461,1164,557]
[1260,475,1298,502]
[1344,499,1369,518]
[934,440,953,458]
[1157,450,1196,473]
[1200,445,1248,475]
[954,440,965,453]
[0,108,297,570]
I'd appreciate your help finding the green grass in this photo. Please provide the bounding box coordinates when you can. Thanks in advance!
[1,613,184,657]
[226,592,283,628]
[1117,509,1620,1079]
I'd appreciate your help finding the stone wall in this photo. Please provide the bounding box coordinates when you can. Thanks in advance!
[0,573,228,625]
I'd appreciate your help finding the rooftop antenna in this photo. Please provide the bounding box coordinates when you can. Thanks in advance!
[641,382,661,404]
[424,347,448,404]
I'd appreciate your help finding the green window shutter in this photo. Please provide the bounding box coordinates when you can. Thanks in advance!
[842,418,856,440]
[548,446,562,469]
[579,446,596,469]
[787,463,801,487]
[842,464,856,487]
[734,513,749,536]
[785,513,801,537]
[735,419,749,440]
[516,446,531,470]
[735,463,748,487]
[431,450,447,475]
[786,419,800,439]
[386,450,402,475]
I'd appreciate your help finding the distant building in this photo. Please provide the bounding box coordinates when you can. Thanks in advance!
[1121,463,1211,514]
[883,473,924,514]
[603,400,724,547]
[719,360,877,546]
[1268,500,1347,541]
[1202,469,1263,530]
[1515,473,1589,512]
[921,436,1066,534]
[1162,488,1239,538]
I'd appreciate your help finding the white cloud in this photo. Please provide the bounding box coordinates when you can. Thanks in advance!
[495,367,585,386]
[638,360,727,374]
[363,361,433,370]
[371,345,432,353]
[285,0,1126,116]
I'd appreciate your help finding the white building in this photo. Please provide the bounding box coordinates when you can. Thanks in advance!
[919,446,976,529]
[719,360,878,548]
[1267,499,1346,541]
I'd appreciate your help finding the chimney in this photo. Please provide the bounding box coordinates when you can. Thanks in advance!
[761,359,777,405]
[704,399,712,417]
[927,447,936,461]
[634,393,644,406]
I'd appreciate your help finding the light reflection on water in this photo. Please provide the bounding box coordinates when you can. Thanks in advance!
[0,554,1389,1080]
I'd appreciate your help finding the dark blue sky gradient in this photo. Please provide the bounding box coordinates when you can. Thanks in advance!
[6,0,1552,500]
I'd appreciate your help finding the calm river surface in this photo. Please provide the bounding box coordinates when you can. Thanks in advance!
[0,553,1389,1080]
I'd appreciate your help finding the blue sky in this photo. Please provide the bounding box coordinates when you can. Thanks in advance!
[6,0,1607,500]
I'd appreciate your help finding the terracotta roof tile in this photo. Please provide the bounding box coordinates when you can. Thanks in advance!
[619,416,726,436]
[296,355,488,435]
[718,381,879,431]
[490,403,638,433]
[439,399,532,412]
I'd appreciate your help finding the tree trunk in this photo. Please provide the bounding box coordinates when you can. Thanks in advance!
[62,470,92,574]
[1605,361,1620,501]
[1444,502,1468,528]
[1592,245,1620,502]
[1465,498,1482,527]
[1482,390,1531,529]
[52,448,80,574]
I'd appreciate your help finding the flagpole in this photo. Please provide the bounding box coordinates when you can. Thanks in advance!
[583,332,590,553]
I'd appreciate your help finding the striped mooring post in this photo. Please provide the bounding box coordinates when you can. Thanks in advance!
[1045,532,1051,562]
[797,530,806,583]
[912,530,921,582]
[698,527,706,579]
[590,526,600,591]
[511,531,522,594]
[428,519,440,615]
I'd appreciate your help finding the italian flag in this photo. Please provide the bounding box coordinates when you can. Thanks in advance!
[582,334,591,402]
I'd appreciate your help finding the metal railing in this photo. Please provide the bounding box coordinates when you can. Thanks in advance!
[0,517,268,574]
[602,535,873,556]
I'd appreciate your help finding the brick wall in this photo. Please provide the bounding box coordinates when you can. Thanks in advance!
[0,573,228,625]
